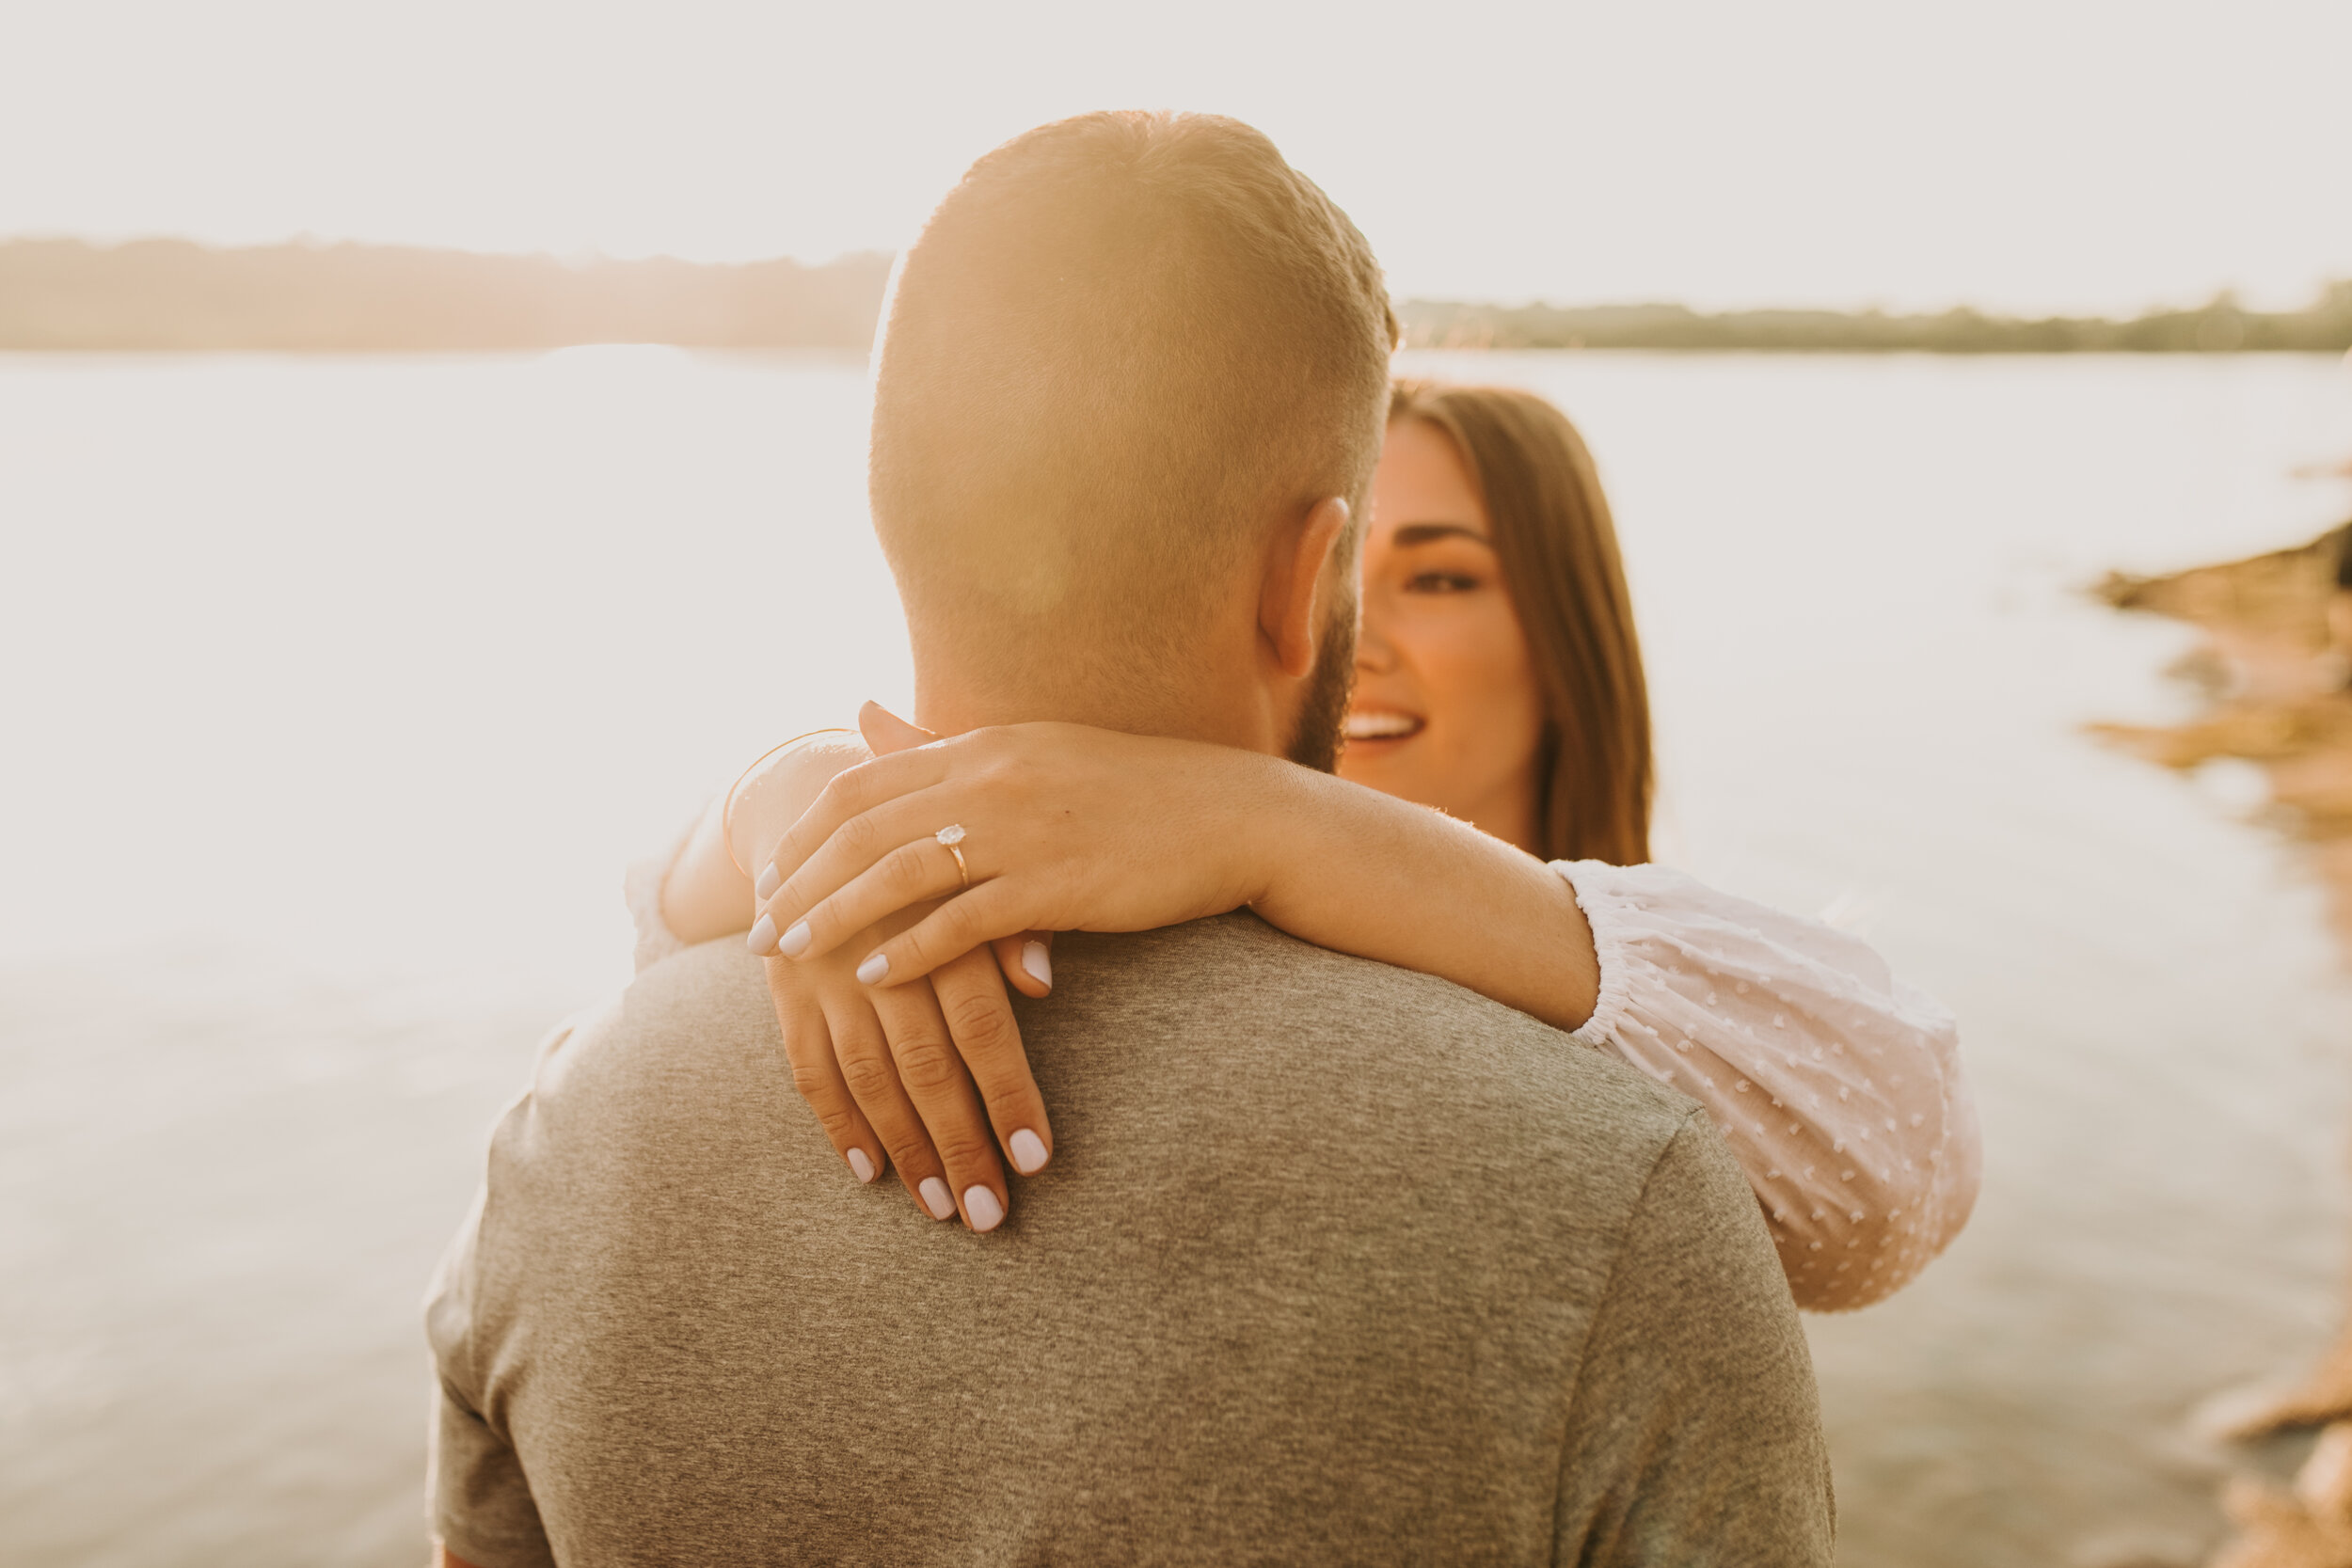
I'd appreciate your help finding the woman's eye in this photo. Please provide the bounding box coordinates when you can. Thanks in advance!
[1405,571,1482,594]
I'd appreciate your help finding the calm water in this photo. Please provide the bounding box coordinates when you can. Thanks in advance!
[6,349,2352,1567]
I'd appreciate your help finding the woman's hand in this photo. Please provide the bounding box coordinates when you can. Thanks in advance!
[729,728,1050,1232]
[752,705,1306,986]
[762,906,1041,1232]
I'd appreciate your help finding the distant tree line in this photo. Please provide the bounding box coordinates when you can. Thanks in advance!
[6,237,2348,354]
[1397,286,2352,354]
[0,239,891,352]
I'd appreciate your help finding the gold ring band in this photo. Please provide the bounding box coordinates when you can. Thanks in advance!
[936,823,970,890]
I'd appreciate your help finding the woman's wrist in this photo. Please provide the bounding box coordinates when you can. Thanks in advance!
[659,736,873,948]
[1229,754,1338,915]
[1239,762,1419,937]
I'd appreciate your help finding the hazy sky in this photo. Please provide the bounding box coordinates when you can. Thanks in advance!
[5,0,2348,314]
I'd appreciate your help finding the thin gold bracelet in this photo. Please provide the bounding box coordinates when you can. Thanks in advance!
[721,728,855,878]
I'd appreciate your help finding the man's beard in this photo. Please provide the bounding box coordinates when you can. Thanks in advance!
[1283,605,1359,773]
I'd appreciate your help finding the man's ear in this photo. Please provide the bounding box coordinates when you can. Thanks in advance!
[1259,497,1352,678]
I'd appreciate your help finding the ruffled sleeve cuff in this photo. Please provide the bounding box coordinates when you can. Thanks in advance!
[1560,862,1639,1053]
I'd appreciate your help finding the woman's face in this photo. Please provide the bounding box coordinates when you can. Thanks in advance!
[1341,417,1549,853]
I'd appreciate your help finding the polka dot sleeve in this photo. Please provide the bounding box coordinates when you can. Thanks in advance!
[1557,859,1980,1312]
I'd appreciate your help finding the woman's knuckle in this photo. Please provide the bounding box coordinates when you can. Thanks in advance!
[891,1038,962,1094]
[838,1055,898,1101]
[969,1057,1035,1105]
[768,826,804,872]
[880,1132,931,1169]
[834,813,880,860]
[897,929,945,973]
[932,1132,994,1171]
[945,995,1015,1054]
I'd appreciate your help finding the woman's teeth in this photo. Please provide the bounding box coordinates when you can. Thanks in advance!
[1344,711,1423,741]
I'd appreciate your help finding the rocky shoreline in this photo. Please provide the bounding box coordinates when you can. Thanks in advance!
[2093,518,2352,1566]
[2095,525,2352,954]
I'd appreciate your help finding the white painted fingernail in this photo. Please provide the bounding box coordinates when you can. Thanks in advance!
[1021,940,1052,990]
[754,862,782,901]
[779,919,811,958]
[919,1177,956,1220]
[964,1186,1005,1231]
[856,952,890,985]
[746,913,777,955]
[846,1148,875,1183]
[1008,1129,1049,1175]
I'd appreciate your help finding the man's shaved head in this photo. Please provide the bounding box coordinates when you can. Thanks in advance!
[869,111,1395,712]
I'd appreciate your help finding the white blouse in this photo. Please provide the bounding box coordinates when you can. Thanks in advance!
[627,837,1979,1314]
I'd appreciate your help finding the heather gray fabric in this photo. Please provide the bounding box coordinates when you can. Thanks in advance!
[427,913,1833,1567]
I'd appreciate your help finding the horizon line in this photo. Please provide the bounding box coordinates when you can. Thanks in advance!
[7,230,2344,325]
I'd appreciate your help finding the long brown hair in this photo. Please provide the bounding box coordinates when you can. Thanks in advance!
[1387,381,1653,864]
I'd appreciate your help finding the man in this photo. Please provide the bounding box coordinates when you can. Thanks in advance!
[428,111,1834,1565]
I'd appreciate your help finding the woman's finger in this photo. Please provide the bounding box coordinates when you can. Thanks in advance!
[855,881,1038,989]
[930,946,1053,1177]
[820,990,957,1222]
[751,788,959,956]
[759,748,951,895]
[762,963,885,1185]
[857,700,935,754]
[866,978,1012,1231]
[774,829,978,965]
[991,931,1055,999]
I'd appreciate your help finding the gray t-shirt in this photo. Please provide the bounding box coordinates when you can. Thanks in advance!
[428,913,1833,1566]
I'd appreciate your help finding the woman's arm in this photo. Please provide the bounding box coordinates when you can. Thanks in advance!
[759,719,1602,1029]
[759,712,1979,1307]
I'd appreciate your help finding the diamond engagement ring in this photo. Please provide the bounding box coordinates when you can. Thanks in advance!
[936,823,970,889]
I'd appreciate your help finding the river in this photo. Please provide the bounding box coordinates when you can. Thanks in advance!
[5,348,2351,1566]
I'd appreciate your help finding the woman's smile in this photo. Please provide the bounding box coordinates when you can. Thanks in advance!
[1342,706,1425,745]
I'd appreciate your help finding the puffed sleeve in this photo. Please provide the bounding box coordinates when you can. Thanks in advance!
[622,810,703,975]
[1557,859,1980,1312]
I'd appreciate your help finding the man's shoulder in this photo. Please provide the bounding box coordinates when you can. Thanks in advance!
[537,914,1710,1235]
[613,935,777,1039]
[1043,911,1703,1171]
[504,940,784,1161]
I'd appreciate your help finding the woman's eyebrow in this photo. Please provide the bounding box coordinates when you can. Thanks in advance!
[1390,521,1492,547]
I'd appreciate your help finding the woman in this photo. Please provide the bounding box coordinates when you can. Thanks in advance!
[641,381,1978,1311]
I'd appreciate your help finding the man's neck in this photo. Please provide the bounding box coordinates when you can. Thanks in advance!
[911,657,1281,755]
